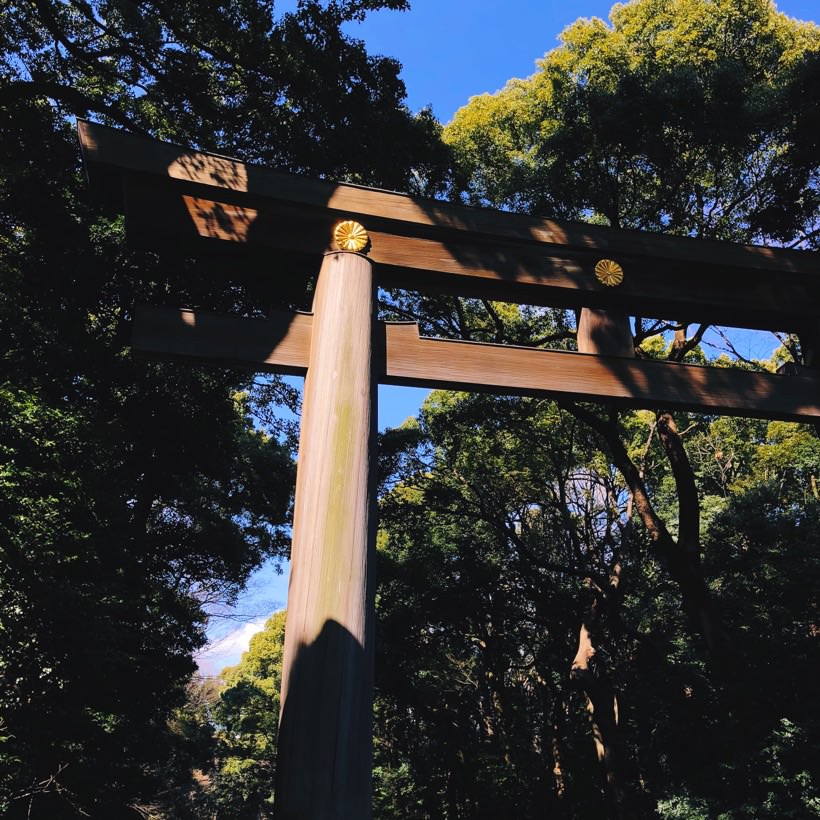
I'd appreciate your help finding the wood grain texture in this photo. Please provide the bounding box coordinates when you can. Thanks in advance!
[80,121,819,332]
[275,252,376,820]
[383,324,819,421]
[576,308,635,358]
[120,182,817,332]
[131,306,820,422]
[78,120,813,272]
[131,304,312,375]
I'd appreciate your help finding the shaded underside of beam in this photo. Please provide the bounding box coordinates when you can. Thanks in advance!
[79,120,820,334]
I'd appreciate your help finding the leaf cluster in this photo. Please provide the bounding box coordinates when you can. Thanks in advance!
[0,0,453,815]
[445,0,820,246]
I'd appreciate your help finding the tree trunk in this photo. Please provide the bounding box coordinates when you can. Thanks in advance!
[566,402,732,675]
[571,621,640,820]
[655,412,732,671]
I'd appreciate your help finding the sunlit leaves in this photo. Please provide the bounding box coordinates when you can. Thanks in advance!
[445,0,820,245]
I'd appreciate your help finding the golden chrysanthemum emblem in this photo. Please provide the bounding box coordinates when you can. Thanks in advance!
[334,220,369,252]
[594,258,624,287]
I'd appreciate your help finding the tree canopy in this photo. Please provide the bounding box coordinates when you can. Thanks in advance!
[0,1,447,816]
[445,0,820,246]
[371,391,820,819]
[374,0,820,816]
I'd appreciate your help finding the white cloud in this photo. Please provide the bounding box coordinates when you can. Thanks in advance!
[196,616,271,677]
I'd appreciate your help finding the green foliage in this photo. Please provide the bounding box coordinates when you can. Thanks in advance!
[173,611,288,819]
[0,0,451,816]
[433,13,819,815]
[1,0,450,191]
[0,112,297,813]
[0,356,294,816]
[656,794,710,819]
[3,0,819,817]
[374,392,644,817]
[445,0,820,245]
[373,391,820,818]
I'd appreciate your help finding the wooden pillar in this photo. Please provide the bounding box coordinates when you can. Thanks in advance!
[275,249,377,819]
[801,319,820,369]
[577,308,634,358]
[800,319,820,438]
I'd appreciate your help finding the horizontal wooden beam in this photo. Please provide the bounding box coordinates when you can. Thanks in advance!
[132,303,313,375]
[79,121,819,334]
[383,326,820,421]
[120,181,816,332]
[132,305,820,423]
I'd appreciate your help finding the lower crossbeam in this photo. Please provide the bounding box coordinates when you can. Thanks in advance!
[132,304,819,423]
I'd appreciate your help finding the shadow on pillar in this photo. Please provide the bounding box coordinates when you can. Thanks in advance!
[274,619,373,820]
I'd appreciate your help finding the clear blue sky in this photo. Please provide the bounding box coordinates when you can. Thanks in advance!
[342,0,819,123]
[199,0,819,673]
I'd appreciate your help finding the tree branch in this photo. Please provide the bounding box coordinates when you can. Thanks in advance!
[0,80,146,134]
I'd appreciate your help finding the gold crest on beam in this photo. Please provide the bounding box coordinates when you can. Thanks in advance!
[334,220,369,253]
[594,258,624,286]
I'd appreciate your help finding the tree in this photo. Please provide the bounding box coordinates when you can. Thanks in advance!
[374,393,682,818]
[373,390,820,819]
[438,0,815,662]
[208,611,287,819]
[0,1,450,816]
[372,0,820,815]
[161,610,287,818]
[1,0,450,188]
[445,0,820,246]
[439,0,820,653]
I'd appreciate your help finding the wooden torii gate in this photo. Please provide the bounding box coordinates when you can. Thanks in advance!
[79,120,819,820]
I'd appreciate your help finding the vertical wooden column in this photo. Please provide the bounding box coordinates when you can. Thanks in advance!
[577,309,634,358]
[275,250,377,819]
[801,319,820,369]
[800,319,820,438]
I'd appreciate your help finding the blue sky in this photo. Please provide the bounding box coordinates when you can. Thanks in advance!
[342,0,820,123]
[197,0,819,674]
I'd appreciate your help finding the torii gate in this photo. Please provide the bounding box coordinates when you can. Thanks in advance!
[78,120,819,820]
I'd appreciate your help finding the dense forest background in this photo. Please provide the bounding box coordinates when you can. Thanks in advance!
[1,0,818,818]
